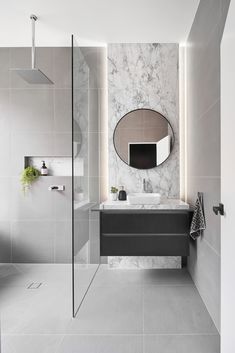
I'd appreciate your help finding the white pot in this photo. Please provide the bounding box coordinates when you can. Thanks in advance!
[110,193,118,201]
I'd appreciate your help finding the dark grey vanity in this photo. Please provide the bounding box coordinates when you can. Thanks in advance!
[93,201,193,266]
[100,209,192,257]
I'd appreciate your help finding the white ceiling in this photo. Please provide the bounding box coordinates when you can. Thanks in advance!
[0,0,199,47]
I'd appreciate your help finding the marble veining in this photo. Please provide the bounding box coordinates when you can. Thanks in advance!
[100,199,189,210]
[108,256,181,269]
[108,44,180,269]
[108,43,179,198]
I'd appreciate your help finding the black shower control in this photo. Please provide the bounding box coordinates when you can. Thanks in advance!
[213,203,224,216]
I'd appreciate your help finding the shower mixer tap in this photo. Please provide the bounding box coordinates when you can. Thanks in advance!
[48,185,65,191]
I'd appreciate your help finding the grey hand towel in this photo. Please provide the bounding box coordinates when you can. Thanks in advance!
[190,194,206,240]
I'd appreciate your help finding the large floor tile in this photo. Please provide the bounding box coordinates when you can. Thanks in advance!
[143,334,220,353]
[92,266,192,287]
[67,285,143,334]
[2,334,63,353]
[143,285,217,334]
[92,265,143,287]
[0,264,72,335]
[58,335,143,353]
[141,269,193,286]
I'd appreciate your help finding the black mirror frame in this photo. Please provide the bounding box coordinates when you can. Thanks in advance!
[113,108,175,170]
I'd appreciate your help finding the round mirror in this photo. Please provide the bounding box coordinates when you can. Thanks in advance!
[113,109,174,169]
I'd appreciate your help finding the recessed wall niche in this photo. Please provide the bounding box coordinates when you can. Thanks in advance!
[24,156,83,177]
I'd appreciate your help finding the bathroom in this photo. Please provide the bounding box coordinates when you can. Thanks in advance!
[0,0,234,352]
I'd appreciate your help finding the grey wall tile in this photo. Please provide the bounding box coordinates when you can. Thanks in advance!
[89,89,99,132]
[89,132,99,177]
[54,89,72,132]
[220,0,231,38]
[89,177,100,203]
[99,89,108,134]
[0,89,10,131]
[188,0,220,45]
[54,133,72,156]
[188,239,221,330]
[0,46,102,265]
[0,132,11,177]
[188,101,220,178]
[10,48,54,89]
[186,0,229,331]
[80,47,107,89]
[53,48,71,88]
[10,132,54,176]
[89,218,100,264]
[12,221,55,263]
[0,177,11,221]
[53,177,72,220]
[0,48,10,88]
[10,176,55,221]
[55,221,72,263]
[187,177,221,253]
[10,89,54,132]
[0,222,11,262]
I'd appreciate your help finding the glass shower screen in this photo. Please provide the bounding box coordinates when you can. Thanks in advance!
[71,36,100,317]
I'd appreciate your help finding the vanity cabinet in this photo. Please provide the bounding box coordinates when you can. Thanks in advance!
[100,210,193,257]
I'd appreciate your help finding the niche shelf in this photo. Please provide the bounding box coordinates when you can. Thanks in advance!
[24,156,84,177]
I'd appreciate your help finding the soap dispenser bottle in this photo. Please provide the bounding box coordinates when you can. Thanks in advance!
[118,186,127,201]
[41,160,48,176]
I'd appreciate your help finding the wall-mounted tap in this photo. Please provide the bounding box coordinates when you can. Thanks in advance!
[48,185,65,191]
[142,178,153,193]
[142,178,147,193]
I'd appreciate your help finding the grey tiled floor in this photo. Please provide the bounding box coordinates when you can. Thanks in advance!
[0,264,220,352]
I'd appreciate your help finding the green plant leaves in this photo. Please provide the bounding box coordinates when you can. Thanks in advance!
[20,166,40,194]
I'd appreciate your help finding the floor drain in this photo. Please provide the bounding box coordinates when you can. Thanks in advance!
[27,282,42,289]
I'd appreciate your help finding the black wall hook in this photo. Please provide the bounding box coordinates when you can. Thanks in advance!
[213,203,224,216]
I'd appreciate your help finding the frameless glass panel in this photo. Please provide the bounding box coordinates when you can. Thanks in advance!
[72,35,100,317]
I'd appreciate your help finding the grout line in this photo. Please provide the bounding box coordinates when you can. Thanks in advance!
[202,238,220,257]
[197,98,220,123]
[1,333,219,337]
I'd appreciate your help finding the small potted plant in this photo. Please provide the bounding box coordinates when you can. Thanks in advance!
[110,186,118,201]
[20,166,40,194]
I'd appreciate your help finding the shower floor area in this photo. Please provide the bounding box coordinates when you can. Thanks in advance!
[0,264,219,352]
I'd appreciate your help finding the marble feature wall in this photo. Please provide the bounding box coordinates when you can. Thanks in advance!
[108,43,179,197]
[107,43,180,269]
[108,256,181,269]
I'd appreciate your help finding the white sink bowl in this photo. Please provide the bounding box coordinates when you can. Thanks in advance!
[127,193,161,205]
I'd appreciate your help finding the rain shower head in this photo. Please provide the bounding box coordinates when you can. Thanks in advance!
[10,15,53,85]
[11,68,53,84]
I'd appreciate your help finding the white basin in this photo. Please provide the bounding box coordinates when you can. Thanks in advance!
[127,193,161,205]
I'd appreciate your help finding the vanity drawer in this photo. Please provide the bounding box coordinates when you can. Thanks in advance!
[100,211,192,257]
[101,212,191,235]
[101,233,189,256]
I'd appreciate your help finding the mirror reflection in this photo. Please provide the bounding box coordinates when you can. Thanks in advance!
[113,109,174,169]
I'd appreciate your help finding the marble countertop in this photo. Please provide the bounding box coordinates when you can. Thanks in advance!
[95,199,190,210]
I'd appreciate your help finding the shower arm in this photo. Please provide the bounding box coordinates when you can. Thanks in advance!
[30,14,37,69]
